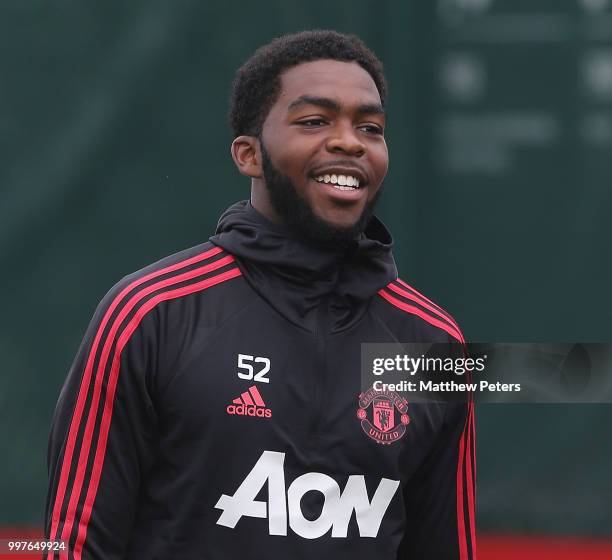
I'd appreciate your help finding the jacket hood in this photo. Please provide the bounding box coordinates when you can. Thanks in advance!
[210,200,397,331]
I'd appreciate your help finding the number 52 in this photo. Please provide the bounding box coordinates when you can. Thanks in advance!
[237,354,270,383]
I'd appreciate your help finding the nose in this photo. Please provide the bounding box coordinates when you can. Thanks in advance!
[325,121,366,156]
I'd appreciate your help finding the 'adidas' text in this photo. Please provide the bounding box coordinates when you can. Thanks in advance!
[227,404,272,418]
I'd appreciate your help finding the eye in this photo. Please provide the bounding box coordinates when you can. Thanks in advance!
[297,118,328,127]
[359,124,384,135]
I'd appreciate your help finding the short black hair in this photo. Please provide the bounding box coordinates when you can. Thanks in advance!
[229,30,387,138]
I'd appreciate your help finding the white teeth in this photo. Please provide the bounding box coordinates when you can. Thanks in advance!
[313,174,361,189]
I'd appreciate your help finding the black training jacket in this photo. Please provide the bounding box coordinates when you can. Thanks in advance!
[45,201,476,560]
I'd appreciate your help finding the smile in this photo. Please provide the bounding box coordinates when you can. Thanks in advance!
[314,174,361,190]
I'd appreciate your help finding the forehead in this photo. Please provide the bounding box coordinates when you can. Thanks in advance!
[275,59,381,110]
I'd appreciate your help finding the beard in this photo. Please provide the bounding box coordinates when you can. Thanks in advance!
[259,140,382,248]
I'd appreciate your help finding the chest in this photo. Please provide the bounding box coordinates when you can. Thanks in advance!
[155,302,444,481]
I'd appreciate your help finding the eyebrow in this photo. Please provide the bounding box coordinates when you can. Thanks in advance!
[287,95,385,116]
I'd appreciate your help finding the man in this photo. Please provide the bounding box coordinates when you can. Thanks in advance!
[45,30,475,559]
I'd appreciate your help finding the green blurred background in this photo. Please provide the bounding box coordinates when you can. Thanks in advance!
[1,0,611,540]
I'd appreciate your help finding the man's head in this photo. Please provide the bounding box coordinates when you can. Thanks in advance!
[229,30,389,246]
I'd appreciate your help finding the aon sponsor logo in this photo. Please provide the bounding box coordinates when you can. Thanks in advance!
[215,450,399,539]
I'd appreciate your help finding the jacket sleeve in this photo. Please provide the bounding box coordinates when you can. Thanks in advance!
[399,400,476,559]
[44,285,158,560]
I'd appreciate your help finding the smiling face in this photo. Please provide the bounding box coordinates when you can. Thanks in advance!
[233,59,389,243]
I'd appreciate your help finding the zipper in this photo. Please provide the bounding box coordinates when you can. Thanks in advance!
[310,297,330,438]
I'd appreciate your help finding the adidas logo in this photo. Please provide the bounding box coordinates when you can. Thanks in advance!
[226,385,272,418]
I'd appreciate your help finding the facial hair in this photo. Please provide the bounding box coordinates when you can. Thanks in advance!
[259,140,383,248]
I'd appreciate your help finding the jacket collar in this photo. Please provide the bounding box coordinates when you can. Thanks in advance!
[210,200,397,332]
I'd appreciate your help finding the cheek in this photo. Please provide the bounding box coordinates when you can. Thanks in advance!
[270,135,311,166]
[265,150,299,181]
[371,143,389,179]
[278,144,320,180]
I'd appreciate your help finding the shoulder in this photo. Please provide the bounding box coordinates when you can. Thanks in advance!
[374,277,465,343]
[93,241,244,331]
[119,241,240,293]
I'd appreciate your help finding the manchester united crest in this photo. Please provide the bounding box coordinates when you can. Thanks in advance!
[357,388,410,445]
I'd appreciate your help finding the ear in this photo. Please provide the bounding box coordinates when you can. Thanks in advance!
[230,136,262,179]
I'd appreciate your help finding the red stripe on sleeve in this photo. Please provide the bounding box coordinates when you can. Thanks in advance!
[58,255,235,551]
[385,282,463,340]
[396,278,449,316]
[73,267,242,559]
[457,409,469,560]
[466,403,477,558]
[47,245,225,557]
[378,289,464,343]
[472,403,477,482]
